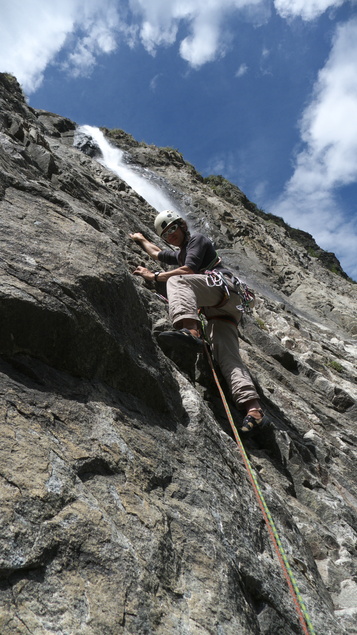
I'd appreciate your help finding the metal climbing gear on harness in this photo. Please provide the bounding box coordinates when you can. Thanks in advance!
[205,270,231,309]
[205,270,227,288]
[223,273,256,312]
[204,270,256,313]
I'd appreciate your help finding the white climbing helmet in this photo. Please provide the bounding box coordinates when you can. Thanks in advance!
[154,210,183,237]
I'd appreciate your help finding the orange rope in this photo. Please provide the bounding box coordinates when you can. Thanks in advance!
[203,341,316,635]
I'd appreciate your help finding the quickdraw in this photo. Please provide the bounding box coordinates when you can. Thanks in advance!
[234,279,256,312]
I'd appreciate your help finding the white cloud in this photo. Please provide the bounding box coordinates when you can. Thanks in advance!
[0,0,269,92]
[0,0,121,92]
[149,73,163,91]
[63,6,120,77]
[235,63,248,77]
[274,0,346,20]
[269,17,357,279]
[129,0,268,66]
[0,0,354,94]
[0,0,73,92]
[129,0,182,53]
[204,150,240,181]
[180,16,224,67]
[253,180,269,201]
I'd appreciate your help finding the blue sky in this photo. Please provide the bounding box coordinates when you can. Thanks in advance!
[1,0,357,279]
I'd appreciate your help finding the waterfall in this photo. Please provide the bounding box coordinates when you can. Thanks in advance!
[75,125,181,214]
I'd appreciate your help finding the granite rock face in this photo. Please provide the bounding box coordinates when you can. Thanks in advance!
[0,73,356,635]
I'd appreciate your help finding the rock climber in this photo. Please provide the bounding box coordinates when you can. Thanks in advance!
[130,210,268,434]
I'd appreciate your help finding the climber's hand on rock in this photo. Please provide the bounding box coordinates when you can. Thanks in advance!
[130,232,146,243]
[133,266,154,281]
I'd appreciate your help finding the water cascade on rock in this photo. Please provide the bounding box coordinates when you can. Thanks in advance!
[76,125,181,214]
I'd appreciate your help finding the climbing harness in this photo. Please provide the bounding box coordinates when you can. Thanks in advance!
[200,253,222,272]
[204,269,256,313]
[200,330,316,635]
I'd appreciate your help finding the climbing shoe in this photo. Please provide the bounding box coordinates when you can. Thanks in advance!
[239,409,269,435]
[158,328,204,352]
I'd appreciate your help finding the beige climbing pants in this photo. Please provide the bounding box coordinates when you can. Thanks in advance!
[166,274,259,407]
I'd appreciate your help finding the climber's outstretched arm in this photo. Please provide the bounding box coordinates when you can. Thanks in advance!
[129,233,161,260]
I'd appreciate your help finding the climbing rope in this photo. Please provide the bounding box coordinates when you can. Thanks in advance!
[202,340,316,635]
[153,289,315,633]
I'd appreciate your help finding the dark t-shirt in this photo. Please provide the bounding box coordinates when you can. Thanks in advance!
[158,233,220,273]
